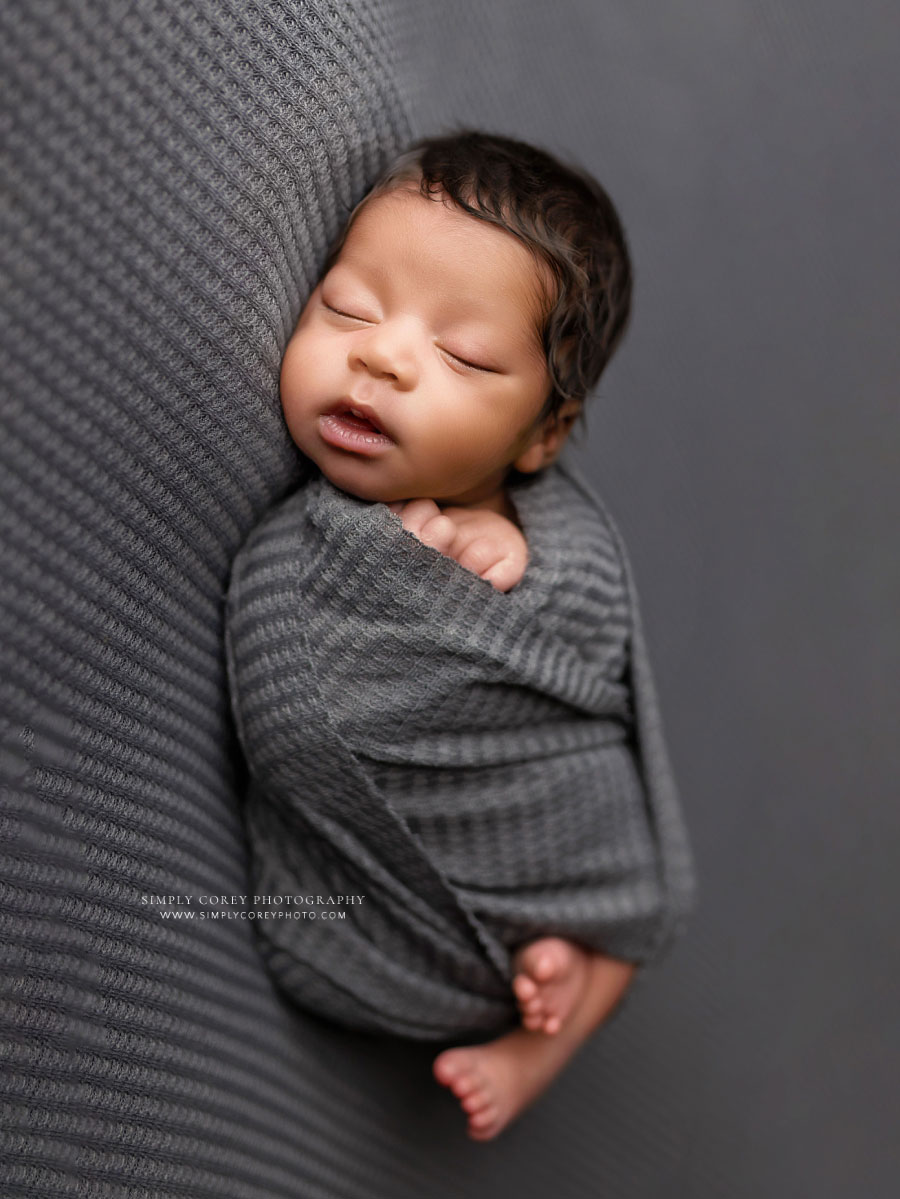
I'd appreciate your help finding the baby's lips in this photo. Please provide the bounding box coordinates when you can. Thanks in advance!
[317,408,396,456]
[329,397,394,439]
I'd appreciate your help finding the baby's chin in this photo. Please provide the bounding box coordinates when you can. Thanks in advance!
[306,445,503,508]
[310,456,405,505]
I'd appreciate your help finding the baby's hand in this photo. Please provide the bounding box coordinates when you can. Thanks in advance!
[387,499,528,592]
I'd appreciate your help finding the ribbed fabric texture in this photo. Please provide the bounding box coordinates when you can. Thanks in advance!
[2,2,423,1195]
[225,463,695,1039]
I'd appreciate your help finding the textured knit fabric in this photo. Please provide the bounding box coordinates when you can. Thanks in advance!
[225,462,696,1038]
[2,2,420,1195]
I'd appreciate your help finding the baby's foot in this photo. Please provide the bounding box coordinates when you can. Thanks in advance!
[433,1013,592,1142]
[433,1032,537,1141]
[511,936,592,1035]
[433,948,636,1141]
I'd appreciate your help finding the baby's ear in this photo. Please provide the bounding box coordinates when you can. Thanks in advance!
[514,400,582,474]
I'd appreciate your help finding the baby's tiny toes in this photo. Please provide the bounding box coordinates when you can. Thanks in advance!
[513,972,538,1002]
[462,1090,493,1115]
[533,952,559,982]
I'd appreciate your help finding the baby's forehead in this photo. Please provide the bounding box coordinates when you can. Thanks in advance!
[336,185,552,321]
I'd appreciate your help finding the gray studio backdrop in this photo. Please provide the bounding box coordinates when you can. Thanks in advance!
[399,1,900,1194]
[3,1,897,1196]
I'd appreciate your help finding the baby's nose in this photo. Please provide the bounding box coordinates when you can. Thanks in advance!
[350,319,419,388]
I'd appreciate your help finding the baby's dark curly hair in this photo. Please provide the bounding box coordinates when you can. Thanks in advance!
[329,129,633,428]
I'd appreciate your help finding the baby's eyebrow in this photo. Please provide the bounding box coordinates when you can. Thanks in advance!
[327,253,388,289]
[323,261,363,285]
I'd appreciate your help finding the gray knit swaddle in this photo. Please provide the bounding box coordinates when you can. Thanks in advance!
[225,461,695,1039]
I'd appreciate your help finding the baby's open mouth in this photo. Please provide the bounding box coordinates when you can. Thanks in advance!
[319,401,396,455]
[339,408,383,434]
[329,400,390,434]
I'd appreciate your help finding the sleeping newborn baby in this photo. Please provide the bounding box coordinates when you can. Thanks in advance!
[225,131,696,1141]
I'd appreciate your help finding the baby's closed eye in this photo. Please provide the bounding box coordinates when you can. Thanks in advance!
[323,300,374,323]
[439,346,498,374]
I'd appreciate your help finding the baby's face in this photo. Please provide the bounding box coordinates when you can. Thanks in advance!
[280,185,553,507]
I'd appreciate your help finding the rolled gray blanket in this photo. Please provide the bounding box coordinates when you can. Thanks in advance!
[225,460,696,1039]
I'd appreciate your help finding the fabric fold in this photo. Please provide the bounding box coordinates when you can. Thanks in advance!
[225,461,695,1039]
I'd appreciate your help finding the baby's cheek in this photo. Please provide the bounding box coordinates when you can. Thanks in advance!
[281,334,330,407]
[279,373,320,450]
[279,336,305,400]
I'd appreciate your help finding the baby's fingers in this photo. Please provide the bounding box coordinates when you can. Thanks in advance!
[480,555,525,593]
[417,514,458,554]
[395,499,457,554]
[389,498,438,530]
[456,537,527,592]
